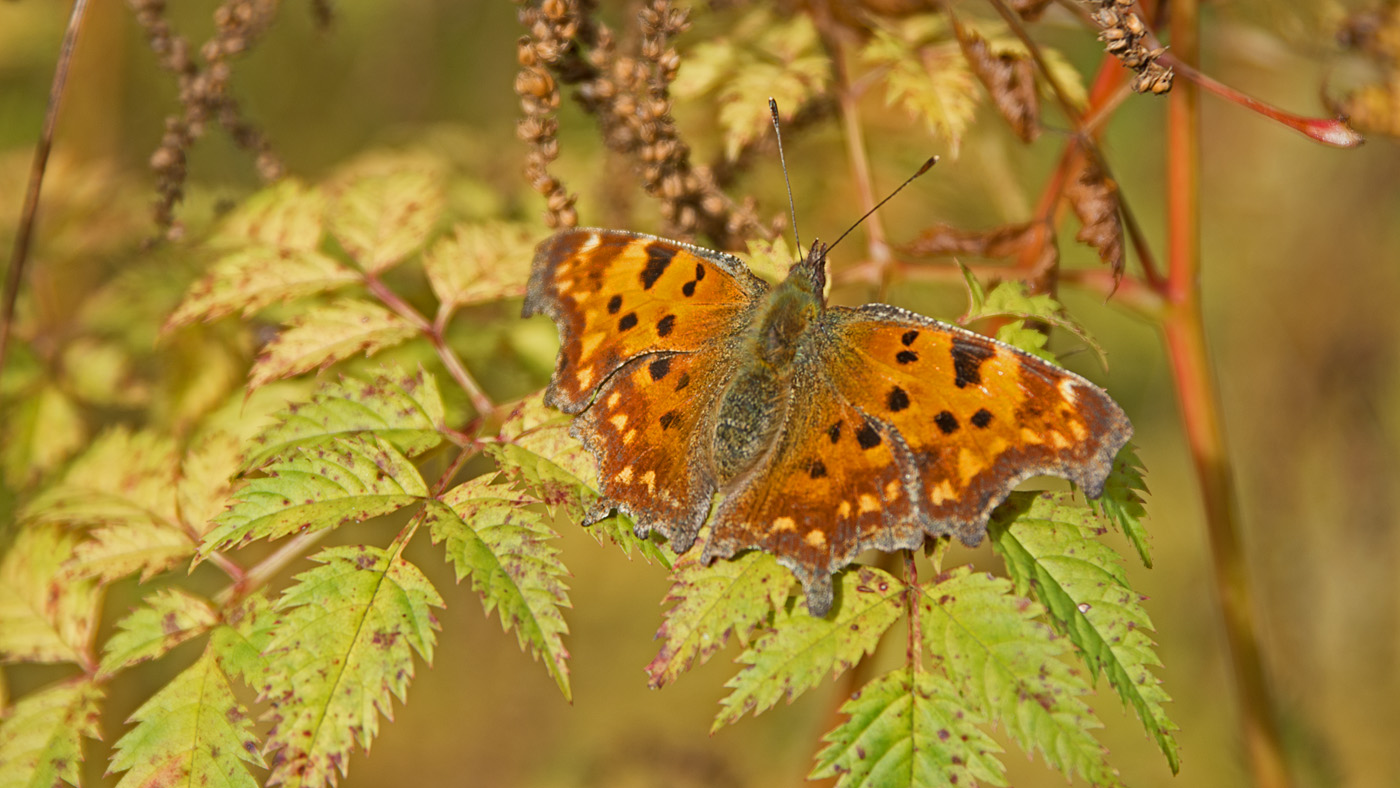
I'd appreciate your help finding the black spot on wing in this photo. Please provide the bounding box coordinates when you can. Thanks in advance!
[901,330,919,346]
[648,357,672,381]
[856,421,882,450]
[682,281,697,297]
[659,410,681,430]
[607,295,622,315]
[896,350,918,364]
[887,386,910,412]
[674,372,691,392]
[694,263,705,280]
[827,421,843,444]
[618,312,639,331]
[971,408,993,428]
[641,243,676,290]
[657,314,676,337]
[951,337,995,389]
[934,411,959,434]
[807,459,828,479]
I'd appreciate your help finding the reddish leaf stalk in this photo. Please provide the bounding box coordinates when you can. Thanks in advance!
[0,0,90,376]
[1164,2,1295,786]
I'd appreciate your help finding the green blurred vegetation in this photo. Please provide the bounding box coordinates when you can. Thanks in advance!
[2,1,1398,787]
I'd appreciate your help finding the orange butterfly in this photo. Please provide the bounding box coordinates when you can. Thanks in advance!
[523,228,1131,616]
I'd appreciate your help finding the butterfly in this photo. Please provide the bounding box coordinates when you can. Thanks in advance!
[523,228,1131,616]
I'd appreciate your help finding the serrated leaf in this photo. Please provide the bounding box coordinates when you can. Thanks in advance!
[212,178,326,251]
[165,247,360,330]
[1091,445,1151,566]
[864,19,978,151]
[210,592,277,689]
[63,519,195,584]
[422,222,533,310]
[23,428,179,529]
[0,526,101,664]
[919,569,1118,786]
[742,238,800,284]
[646,548,792,688]
[246,368,445,469]
[811,666,1005,788]
[0,680,102,788]
[262,546,442,788]
[248,298,419,391]
[990,493,1178,771]
[109,650,264,788]
[994,320,1057,362]
[199,435,427,556]
[328,171,444,274]
[178,429,245,536]
[2,383,86,485]
[98,589,219,678]
[714,566,904,731]
[964,280,1107,367]
[425,480,572,700]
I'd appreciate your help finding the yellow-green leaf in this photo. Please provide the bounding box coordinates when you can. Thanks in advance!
[422,221,534,310]
[212,178,327,251]
[328,171,445,274]
[98,588,219,678]
[165,246,361,330]
[248,298,418,391]
[0,527,102,665]
[0,680,103,788]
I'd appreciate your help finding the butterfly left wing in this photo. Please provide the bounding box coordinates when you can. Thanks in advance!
[523,228,769,412]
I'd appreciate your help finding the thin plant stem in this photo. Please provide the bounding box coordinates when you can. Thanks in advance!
[1163,2,1294,786]
[0,0,90,375]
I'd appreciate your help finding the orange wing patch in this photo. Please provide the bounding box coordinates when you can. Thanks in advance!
[523,228,767,412]
[822,304,1131,544]
[703,380,923,617]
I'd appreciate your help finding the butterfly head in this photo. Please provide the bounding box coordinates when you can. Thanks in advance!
[786,239,829,301]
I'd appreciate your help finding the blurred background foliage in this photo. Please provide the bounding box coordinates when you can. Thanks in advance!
[1,1,1398,787]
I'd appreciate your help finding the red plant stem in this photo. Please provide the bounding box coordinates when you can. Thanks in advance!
[0,0,90,375]
[1163,3,1294,786]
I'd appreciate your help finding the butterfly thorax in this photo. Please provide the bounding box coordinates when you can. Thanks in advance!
[711,257,826,482]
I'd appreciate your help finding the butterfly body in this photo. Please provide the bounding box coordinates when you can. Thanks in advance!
[524,228,1131,616]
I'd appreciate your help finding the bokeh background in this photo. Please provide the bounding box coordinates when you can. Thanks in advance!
[2,1,1398,787]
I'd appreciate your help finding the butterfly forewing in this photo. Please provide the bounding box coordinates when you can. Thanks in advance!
[819,304,1132,541]
[523,229,768,412]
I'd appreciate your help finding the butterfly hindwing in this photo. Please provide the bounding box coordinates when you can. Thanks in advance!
[523,228,768,412]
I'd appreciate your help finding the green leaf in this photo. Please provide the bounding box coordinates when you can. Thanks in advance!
[109,649,265,788]
[422,221,534,310]
[990,493,1178,772]
[262,546,442,788]
[742,238,800,284]
[994,319,1057,362]
[1091,445,1152,567]
[246,367,445,469]
[328,171,445,274]
[199,435,427,557]
[165,246,361,330]
[1,383,86,485]
[919,568,1118,786]
[863,18,978,151]
[210,592,277,689]
[23,428,179,529]
[425,478,572,700]
[178,428,245,536]
[248,298,419,391]
[62,520,195,584]
[98,589,219,678]
[646,547,793,688]
[0,680,102,788]
[964,280,1106,366]
[811,666,1005,788]
[212,178,327,251]
[0,526,101,664]
[714,567,904,731]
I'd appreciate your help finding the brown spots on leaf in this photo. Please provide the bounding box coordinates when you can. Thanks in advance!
[856,421,882,449]
[648,356,672,381]
[971,408,993,428]
[935,411,960,434]
[887,386,910,412]
[657,314,676,337]
[641,243,676,289]
[951,338,994,388]
[618,312,638,331]
[606,294,622,314]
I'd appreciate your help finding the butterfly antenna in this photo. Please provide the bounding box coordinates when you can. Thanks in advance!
[769,98,804,256]
[827,156,939,253]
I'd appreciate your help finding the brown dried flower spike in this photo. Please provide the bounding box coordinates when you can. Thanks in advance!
[1089,0,1173,95]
